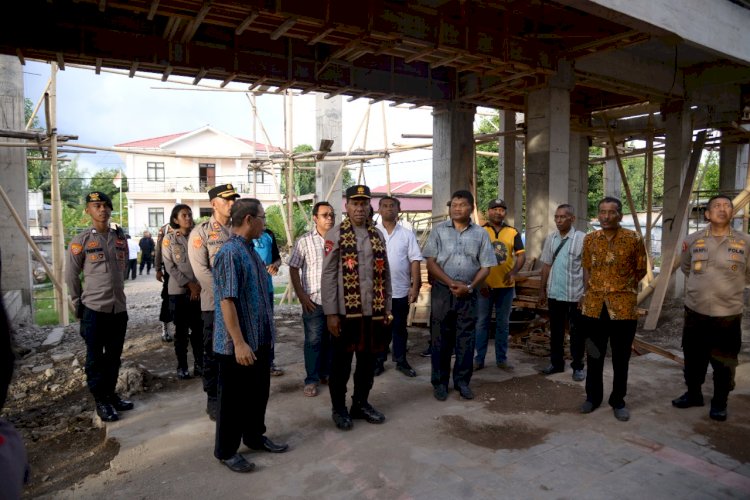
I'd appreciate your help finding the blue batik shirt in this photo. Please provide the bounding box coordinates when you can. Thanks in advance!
[213,234,275,355]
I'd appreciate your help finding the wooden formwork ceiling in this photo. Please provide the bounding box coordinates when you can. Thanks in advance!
[0,0,744,116]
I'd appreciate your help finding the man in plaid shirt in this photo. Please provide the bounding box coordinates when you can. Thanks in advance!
[288,202,336,398]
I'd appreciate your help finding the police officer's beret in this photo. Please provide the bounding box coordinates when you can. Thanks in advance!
[208,183,240,201]
[345,184,371,199]
[85,191,113,209]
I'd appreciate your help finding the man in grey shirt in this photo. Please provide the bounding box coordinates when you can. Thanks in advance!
[423,190,495,402]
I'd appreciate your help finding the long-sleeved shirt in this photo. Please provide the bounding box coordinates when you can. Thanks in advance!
[188,215,232,311]
[161,229,197,295]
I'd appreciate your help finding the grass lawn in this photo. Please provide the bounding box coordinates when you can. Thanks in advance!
[34,286,60,326]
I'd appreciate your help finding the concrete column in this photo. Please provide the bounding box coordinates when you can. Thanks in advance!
[498,110,522,227]
[525,62,573,260]
[719,131,744,195]
[431,102,476,218]
[569,128,590,231]
[0,55,32,322]
[603,148,621,199]
[315,94,343,220]
[662,100,692,296]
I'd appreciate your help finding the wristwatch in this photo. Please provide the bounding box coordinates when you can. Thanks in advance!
[466,283,473,292]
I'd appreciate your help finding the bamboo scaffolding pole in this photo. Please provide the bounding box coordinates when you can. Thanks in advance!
[645,132,654,259]
[381,102,391,195]
[324,107,373,202]
[26,79,51,130]
[358,105,372,184]
[47,63,69,325]
[284,91,294,249]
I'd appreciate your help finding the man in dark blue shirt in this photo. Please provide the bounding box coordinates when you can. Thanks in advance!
[212,198,288,473]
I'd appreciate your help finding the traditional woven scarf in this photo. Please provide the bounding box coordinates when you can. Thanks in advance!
[339,217,387,319]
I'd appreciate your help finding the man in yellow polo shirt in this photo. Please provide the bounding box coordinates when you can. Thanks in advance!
[474,198,525,371]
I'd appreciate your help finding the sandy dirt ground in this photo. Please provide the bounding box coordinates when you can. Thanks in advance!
[4,272,750,499]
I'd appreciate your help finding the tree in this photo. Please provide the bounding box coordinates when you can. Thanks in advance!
[264,204,309,248]
[89,168,128,198]
[475,115,501,213]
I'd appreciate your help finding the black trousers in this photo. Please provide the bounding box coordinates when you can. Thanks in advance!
[139,256,153,274]
[376,296,410,365]
[79,306,128,402]
[214,345,270,460]
[202,310,218,398]
[581,305,636,409]
[430,282,476,389]
[329,319,377,410]
[682,307,741,410]
[169,294,204,370]
[548,299,585,371]
[124,259,137,280]
[159,272,173,323]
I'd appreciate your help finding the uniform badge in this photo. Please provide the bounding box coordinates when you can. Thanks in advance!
[193,236,203,248]
[162,239,170,248]
[209,232,220,240]
[324,240,334,256]
[70,243,83,255]
[731,264,738,272]
[87,241,98,248]
[694,261,702,271]
[212,222,220,230]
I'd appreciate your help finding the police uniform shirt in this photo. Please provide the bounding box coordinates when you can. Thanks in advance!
[162,229,197,295]
[66,226,127,313]
[188,215,232,311]
[321,223,392,317]
[681,227,750,317]
[154,223,173,271]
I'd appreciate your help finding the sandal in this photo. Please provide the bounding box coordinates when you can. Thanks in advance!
[303,384,318,397]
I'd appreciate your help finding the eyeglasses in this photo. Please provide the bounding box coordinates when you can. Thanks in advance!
[317,212,335,219]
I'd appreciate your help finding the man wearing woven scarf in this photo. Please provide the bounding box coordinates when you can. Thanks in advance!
[321,184,392,431]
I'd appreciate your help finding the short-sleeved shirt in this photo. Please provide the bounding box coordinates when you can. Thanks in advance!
[213,234,275,355]
[581,227,647,320]
[681,227,750,317]
[483,223,525,289]
[422,219,496,285]
[162,230,196,295]
[540,228,585,302]
[66,226,127,313]
[188,216,232,311]
[252,229,280,295]
[287,229,326,305]
[376,222,424,298]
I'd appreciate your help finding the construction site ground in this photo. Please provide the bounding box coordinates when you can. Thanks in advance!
[5,275,750,499]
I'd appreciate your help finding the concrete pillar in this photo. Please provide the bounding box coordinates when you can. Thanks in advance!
[498,110,522,227]
[525,62,573,260]
[719,131,744,195]
[431,102,476,218]
[0,55,33,322]
[569,128,590,231]
[662,100,692,296]
[603,148,622,199]
[315,94,343,221]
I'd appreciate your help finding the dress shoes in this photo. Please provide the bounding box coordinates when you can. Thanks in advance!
[433,384,448,401]
[672,392,704,409]
[220,454,255,473]
[709,407,728,421]
[396,363,417,377]
[613,406,630,422]
[177,368,191,380]
[248,436,289,453]
[193,365,204,377]
[572,369,586,382]
[350,402,386,424]
[109,395,134,412]
[332,408,353,430]
[579,401,597,414]
[456,384,474,400]
[373,360,385,376]
[540,365,564,375]
[95,401,119,422]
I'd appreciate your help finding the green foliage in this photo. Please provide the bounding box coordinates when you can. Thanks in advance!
[264,203,310,248]
[475,115,500,212]
[89,168,128,198]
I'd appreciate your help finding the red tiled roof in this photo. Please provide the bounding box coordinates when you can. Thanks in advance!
[370,181,429,194]
[114,129,279,151]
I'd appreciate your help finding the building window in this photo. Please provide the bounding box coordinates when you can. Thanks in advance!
[148,208,164,227]
[199,163,216,192]
[249,170,264,184]
[147,162,165,181]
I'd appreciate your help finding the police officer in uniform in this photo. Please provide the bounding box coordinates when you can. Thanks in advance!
[673,194,750,421]
[321,184,392,430]
[188,183,240,420]
[162,204,204,379]
[66,191,133,422]
[154,222,174,342]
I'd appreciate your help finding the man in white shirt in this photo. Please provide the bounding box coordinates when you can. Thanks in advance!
[375,196,423,377]
[539,204,586,381]
[125,234,140,280]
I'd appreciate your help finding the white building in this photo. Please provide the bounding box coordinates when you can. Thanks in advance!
[115,126,281,236]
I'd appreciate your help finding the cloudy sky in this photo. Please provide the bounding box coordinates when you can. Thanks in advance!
[21,60,479,189]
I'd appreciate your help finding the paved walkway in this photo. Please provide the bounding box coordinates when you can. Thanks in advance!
[49,321,750,500]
